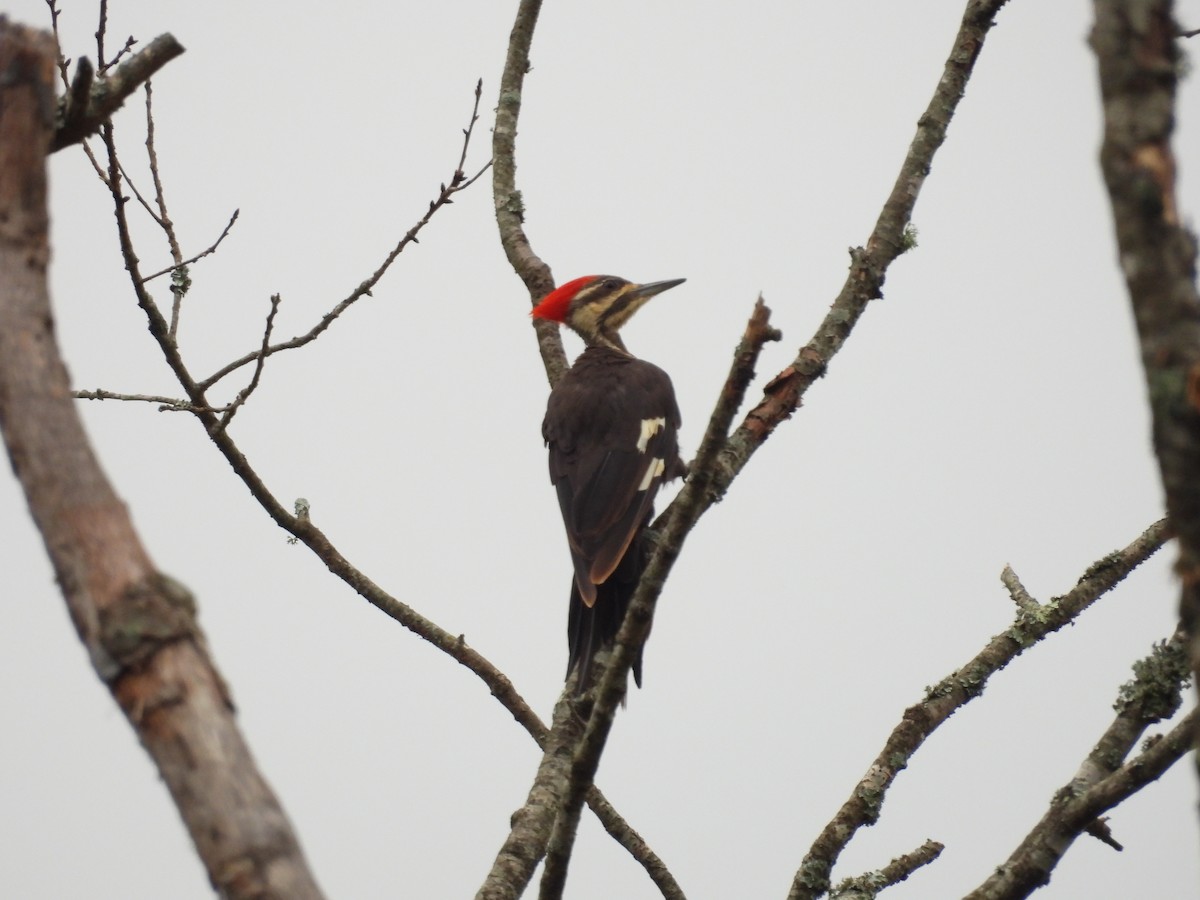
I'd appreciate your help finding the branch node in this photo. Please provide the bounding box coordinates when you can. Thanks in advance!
[1001,564,1040,612]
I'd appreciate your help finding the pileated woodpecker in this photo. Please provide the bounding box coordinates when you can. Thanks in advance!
[532,275,686,692]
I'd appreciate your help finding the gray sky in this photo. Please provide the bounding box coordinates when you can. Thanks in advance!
[3,1,1198,897]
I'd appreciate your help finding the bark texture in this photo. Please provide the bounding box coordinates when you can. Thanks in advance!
[1092,0,1200,730]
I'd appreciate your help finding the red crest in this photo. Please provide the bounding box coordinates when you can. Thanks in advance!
[531,275,599,322]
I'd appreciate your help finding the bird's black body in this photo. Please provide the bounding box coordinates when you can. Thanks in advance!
[543,347,683,689]
[533,275,686,693]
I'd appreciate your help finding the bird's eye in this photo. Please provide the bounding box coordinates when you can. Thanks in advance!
[602,278,619,290]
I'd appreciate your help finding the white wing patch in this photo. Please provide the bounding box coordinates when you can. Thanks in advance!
[637,417,666,453]
[638,457,666,491]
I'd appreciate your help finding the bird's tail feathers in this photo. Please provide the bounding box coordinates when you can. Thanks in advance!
[565,532,647,694]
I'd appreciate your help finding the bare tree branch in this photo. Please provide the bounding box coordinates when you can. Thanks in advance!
[1001,564,1040,612]
[787,519,1168,899]
[74,388,213,412]
[52,32,185,152]
[964,632,1192,899]
[90,69,676,896]
[1091,0,1200,746]
[546,16,1021,856]
[517,0,1021,889]
[491,0,568,386]
[475,692,586,900]
[0,22,324,899]
[198,84,491,392]
[708,0,1012,509]
[139,80,188,336]
[217,293,281,431]
[830,839,945,899]
[140,207,239,284]
[537,299,781,900]
[502,0,1015,894]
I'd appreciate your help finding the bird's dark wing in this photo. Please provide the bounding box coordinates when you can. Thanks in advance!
[544,351,680,607]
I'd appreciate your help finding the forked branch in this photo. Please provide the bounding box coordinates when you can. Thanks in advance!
[964,632,1192,899]
[788,520,1168,899]
[52,32,185,152]
[89,65,673,896]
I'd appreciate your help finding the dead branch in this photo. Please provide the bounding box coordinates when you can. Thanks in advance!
[217,293,281,431]
[52,32,185,152]
[140,207,239,283]
[74,388,214,412]
[830,840,946,899]
[788,520,1168,899]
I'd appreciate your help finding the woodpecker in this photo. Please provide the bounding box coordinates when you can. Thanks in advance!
[532,275,686,692]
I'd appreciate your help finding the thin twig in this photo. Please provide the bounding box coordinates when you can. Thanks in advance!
[116,157,165,226]
[106,34,136,70]
[45,0,70,87]
[198,85,491,392]
[95,0,107,69]
[217,294,281,432]
[788,519,1168,900]
[45,1,111,181]
[141,208,239,284]
[1001,564,1039,612]
[830,840,945,899]
[73,388,219,413]
[139,81,187,338]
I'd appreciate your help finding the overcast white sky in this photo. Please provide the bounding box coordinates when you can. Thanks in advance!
[3,1,1199,898]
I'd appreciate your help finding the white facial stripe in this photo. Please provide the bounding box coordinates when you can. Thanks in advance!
[638,457,666,491]
[637,417,666,453]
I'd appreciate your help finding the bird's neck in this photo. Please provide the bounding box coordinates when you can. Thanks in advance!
[582,330,630,355]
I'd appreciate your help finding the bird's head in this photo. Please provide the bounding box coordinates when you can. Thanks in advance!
[532,275,685,352]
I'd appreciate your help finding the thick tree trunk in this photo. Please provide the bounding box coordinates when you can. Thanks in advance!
[1092,0,1200,747]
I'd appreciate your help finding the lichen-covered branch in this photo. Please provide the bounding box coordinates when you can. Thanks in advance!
[1091,0,1200,733]
[710,0,1012,509]
[0,22,323,899]
[51,32,185,152]
[491,0,567,385]
[830,839,945,899]
[474,693,585,900]
[964,632,1192,899]
[788,520,1168,900]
